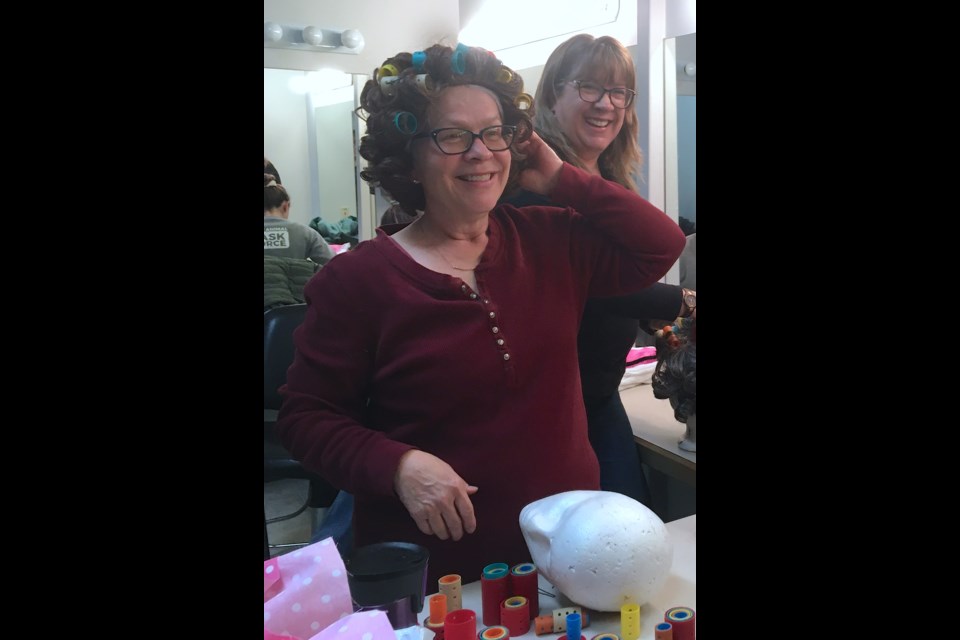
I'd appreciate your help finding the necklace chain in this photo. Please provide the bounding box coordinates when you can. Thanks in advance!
[432,246,478,271]
[410,218,480,271]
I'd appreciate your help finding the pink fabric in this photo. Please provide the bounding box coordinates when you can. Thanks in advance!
[625,346,657,367]
[263,538,355,639]
[309,610,396,640]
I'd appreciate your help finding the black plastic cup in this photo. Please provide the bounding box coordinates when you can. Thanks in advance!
[344,542,430,629]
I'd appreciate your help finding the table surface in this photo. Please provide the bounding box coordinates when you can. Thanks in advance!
[432,515,696,640]
[620,384,695,469]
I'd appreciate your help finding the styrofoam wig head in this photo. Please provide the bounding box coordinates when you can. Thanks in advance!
[519,491,672,611]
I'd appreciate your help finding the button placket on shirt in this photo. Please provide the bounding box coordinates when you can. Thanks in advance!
[461,284,510,362]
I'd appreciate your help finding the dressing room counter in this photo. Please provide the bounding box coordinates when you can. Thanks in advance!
[620,384,695,487]
[443,515,696,640]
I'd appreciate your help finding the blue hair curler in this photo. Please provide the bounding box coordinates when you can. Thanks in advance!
[392,111,418,135]
[412,51,427,71]
[451,49,466,74]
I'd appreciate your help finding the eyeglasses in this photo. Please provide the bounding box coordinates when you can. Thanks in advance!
[567,80,636,109]
[414,125,517,155]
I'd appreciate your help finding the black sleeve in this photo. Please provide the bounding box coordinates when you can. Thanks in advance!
[500,188,552,208]
[589,282,683,327]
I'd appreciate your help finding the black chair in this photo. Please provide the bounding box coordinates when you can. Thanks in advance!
[264,303,339,559]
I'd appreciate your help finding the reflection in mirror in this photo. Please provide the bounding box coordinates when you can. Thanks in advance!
[264,69,372,240]
[663,33,696,235]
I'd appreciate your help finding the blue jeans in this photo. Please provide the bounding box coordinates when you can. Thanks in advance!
[312,490,354,558]
[584,392,652,505]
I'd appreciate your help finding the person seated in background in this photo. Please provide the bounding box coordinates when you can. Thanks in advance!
[502,34,694,507]
[274,42,685,584]
[263,254,320,310]
[264,174,334,267]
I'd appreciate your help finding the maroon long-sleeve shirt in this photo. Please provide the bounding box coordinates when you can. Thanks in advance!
[276,163,685,584]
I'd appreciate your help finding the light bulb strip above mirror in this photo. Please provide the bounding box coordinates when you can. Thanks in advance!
[264,22,365,55]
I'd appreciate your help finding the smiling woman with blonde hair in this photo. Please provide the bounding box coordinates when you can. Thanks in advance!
[534,34,643,191]
[504,34,694,508]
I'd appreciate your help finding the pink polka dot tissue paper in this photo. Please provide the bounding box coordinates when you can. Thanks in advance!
[264,537,395,640]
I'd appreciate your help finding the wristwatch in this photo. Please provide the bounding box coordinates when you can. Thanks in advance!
[680,288,697,318]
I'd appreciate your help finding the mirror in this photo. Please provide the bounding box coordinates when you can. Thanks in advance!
[663,33,696,235]
[264,68,376,242]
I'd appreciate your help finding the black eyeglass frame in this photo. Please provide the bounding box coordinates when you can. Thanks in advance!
[413,124,518,155]
[567,80,637,109]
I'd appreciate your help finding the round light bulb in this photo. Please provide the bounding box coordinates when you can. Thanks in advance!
[264,22,283,42]
[683,63,696,77]
[340,29,364,50]
[302,26,325,46]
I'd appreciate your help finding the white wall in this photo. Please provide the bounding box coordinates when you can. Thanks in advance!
[678,96,696,226]
[265,0,697,234]
[315,100,357,222]
[647,0,695,285]
[264,69,313,226]
[264,0,460,74]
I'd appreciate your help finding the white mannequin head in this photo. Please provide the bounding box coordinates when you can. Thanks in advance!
[519,491,672,611]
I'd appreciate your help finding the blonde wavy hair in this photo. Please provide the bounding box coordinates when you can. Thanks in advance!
[533,35,642,192]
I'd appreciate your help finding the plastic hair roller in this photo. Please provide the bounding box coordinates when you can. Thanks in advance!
[480,562,509,627]
[500,597,530,637]
[654,622,673,640]
[620,604,640,640]
[438,574,462,612]
[412,51,427,71]
[478,626,509,640]
[664,607,695,640]
[513,93,533,111]
[379,63,400,78]
[451,50,466,74]
[414,74,434,91]
[379,75,400,96]
[553,607,584,633]
[424,593,447,640]
[509,563,539,619]
[534,608,591,635]
[392,111,418,135]
[566,612,584,640]
[496,68,514,83]
[443,609,476,640]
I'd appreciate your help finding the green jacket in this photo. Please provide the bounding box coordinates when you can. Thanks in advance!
[264,255,320,310]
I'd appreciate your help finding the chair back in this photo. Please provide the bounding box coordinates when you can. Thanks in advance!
[264,303,307,412]
[263,302,349,559]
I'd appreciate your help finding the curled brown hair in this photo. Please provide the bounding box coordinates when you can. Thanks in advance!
[534,35,642,192]
[357,43,534,214]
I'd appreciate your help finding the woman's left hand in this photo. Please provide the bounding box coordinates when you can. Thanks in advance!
[513,131,564,196]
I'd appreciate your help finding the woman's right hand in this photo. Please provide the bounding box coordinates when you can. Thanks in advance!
[513,131,564,196]
[394,450,478,541]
